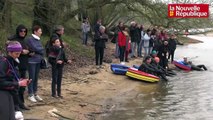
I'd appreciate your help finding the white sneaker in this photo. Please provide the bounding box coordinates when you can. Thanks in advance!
[99,65,104,69]
[35,95,43,101]
[120,62,125,65]
[15,111,24,120]
[96,65,100,69]
[28,95,37,103]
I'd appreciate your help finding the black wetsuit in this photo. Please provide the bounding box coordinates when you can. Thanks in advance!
[138,63,168,81]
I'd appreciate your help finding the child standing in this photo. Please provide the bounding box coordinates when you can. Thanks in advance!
[48,37,71,98]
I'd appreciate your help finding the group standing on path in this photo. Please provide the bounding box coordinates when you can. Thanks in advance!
[0,24,71,120]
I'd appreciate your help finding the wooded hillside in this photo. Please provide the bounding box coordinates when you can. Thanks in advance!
[0,0,212,51]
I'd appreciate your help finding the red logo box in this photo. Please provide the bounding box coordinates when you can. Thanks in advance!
[168,4,209,18]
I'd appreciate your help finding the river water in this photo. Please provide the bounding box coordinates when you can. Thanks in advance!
[103,35,213,120]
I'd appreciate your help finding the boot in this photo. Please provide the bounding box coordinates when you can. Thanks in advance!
[160,74,169,81]
[125,58,129,62]
[203,66,207,71]
[19,104,30,110]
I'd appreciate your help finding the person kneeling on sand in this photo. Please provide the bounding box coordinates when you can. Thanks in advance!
[182,57,207,71]
[152,57,176,76]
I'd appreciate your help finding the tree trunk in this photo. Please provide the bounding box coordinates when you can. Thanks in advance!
[33,0,51,35]
[0,0,12,33]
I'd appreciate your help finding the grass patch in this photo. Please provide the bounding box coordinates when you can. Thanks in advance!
[0,30,8,51]
[41,34,94,58]
[11,1,33,32]
[63,35,94,58]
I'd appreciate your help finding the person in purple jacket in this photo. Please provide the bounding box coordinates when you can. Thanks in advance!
[0,41,30,120]
[26,25,44,103]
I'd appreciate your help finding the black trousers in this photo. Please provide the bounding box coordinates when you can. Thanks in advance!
[119,46,126,62]
[191,64,207,71]
[168,50,175,62]
[0,91,16,120]
[95,46,104,65]
[51,63,64,96]
[18,70,27,106]
[159,56,168,69]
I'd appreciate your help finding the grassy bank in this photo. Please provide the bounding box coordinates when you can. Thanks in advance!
[41,34,94,59]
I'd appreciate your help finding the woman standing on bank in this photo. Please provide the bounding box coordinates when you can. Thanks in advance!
[26,25,45,103]
[94,26,108,68]
[0,41,29,119]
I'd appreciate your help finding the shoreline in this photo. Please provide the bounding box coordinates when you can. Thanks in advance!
[23,33,209,120]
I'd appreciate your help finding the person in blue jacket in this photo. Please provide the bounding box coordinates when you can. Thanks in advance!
[182,57,207,71]
[26,25,44,103]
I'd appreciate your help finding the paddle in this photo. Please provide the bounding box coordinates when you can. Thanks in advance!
[189,56,198,60]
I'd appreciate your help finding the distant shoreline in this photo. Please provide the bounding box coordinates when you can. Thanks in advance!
[178,31,213,44]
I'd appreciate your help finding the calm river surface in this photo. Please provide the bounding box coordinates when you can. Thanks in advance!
[103,35,213,120]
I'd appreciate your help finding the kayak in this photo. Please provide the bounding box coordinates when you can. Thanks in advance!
[132,65,139,69]
[126,68,160,82]
[128,67,159,79]
[111,64,129,75]
[173,60,191,71]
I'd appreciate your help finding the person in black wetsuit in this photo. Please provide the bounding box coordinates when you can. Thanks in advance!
[168,34,177,62]
[182,57,207,71]
[152,57,176,76]
[157,40,169,69]
[138,56,168,81]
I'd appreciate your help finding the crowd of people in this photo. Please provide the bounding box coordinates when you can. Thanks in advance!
[86,19,207,81]
[0,24,71,119]
[112,21,185,67]
[87,20,182,70]
[0,19,208,119]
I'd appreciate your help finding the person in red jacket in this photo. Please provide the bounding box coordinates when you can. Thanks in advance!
[124,27,131,63]
[118,27,126,64]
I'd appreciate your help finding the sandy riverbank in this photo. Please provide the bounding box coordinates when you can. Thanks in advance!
[23,44,144,120]
[23,33,208,120]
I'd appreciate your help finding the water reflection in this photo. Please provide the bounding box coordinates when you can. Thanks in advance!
[103,35,213,120]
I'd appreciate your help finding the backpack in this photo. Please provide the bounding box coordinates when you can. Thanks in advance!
[45,40,51,57]
[0,56,20,90]
[0,56,12,76]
